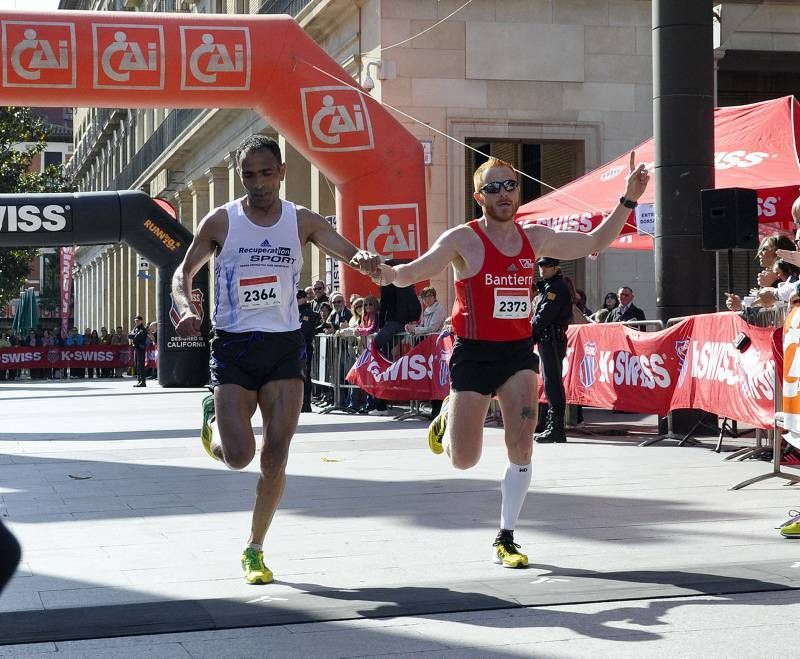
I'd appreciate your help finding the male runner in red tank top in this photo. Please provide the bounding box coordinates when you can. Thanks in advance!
[375,153,649,567]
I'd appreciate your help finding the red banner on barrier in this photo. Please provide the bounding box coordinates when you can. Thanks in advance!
[346,313,774,427]
[0,345,159,370]
[346,333,453,401]
[565,313,775,428]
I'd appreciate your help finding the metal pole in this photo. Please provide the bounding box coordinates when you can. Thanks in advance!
[653,0,717,438]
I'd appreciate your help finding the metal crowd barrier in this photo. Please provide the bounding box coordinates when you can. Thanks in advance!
[310,330,434,419]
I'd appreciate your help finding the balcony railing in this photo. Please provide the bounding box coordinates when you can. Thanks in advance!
[112,109,204,191]
[258,0,313,16]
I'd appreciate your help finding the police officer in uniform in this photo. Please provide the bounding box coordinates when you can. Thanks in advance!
[532,257,573,443]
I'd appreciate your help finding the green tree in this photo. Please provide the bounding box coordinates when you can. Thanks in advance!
[0,106,71,308]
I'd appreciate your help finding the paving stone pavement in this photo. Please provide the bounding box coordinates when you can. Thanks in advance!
[1,379,799,656]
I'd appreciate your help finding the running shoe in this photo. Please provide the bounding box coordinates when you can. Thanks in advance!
[241,547,274,584]
[427,395,449,455]
[778,509,800,538]
[492,530,529,568]
[200,394,220,461]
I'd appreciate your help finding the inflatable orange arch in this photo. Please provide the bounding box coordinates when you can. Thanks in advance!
[0,10,428,295]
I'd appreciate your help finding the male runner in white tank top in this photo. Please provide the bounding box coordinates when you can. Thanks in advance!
[376,153,649,568]
[172,135,380,584]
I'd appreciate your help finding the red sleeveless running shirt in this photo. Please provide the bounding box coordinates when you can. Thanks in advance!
[451,220,536,341]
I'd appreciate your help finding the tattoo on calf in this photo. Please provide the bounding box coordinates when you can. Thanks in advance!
[520,406,533,419]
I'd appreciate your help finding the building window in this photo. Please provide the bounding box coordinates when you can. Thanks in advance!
[43,151,63,169]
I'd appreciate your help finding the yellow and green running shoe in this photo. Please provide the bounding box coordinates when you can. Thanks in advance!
[241,547,274,584]
[427,396,449,455]
[200,394,220,461]
[778,510,800,538]
[492,530,529,568]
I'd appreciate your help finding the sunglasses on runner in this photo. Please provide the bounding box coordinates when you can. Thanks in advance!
[480,179,518,194]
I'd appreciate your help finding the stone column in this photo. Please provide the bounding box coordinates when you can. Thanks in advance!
[171,188,193,232]
[309,163,336,285]
[188,178,209,234]
[206,166,229,210]
[224,151,244,200]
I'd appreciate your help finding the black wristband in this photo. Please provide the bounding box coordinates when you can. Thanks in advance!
[620,196,637,209]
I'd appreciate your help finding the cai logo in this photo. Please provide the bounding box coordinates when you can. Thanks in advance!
[180,26,250,90]
[169,288,205,329]
[92,24,164,89]
[2,21,76,88]
[578,341,598,389]
[359,204,420,261]
[301,86,374,152]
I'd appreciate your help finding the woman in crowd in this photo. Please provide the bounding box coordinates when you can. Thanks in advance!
[590,292,619,323]
[316,301,334,334]
[345,296,381,413]
[726,233,795,311]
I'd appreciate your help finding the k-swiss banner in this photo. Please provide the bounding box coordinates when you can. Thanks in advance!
[567,313,775,428]
[0,345,158,369]
[347,313,774,427]
[346,333,453,401]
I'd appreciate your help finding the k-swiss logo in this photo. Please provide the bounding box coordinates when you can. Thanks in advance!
[0,204,71,233]
[169,288,204,329]
[359,204,420,261]
[520,258,534,269]
[579,341,598,388]
[92,24,164,89]
[180,26,250,90]
[301,86,374,152]
[2,21,76,87]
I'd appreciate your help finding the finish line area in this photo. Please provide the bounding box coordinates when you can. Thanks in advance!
[2,380,799,647]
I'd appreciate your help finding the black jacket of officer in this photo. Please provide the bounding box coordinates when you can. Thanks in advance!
[532,267,572,344]
[128,323,149,349]
[297,295,320,347]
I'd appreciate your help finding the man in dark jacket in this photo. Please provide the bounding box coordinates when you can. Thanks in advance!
[606,286,646,323]
[532,257,573,443]
[128,315,149,387]
[297,290,320,413]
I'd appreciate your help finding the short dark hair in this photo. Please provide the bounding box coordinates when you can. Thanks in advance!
[236,134,282,168]
[296,289,307,300]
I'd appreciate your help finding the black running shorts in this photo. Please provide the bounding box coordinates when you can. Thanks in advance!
[210,329,306,391]
[449,336,539,396]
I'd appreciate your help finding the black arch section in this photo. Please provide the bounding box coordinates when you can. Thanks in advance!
[0,191,209,387]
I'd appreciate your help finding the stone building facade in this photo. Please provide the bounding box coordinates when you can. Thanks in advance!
[59,0,800,331]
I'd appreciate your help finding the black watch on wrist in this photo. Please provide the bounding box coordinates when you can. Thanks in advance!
[620,196,637,209]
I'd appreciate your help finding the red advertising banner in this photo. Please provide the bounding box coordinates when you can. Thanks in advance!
[347,313,774,428]
[59,246,75,337]
[346,333,453,401]
[0,345,159,370]
[565,313,775,428]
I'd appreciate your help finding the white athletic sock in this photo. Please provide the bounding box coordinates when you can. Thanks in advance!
[500,462,532,531]
[247,543,262,552]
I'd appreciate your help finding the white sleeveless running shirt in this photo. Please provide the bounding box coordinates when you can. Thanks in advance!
[212,198,303,333]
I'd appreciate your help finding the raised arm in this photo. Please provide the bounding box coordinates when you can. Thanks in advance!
[524,152,650,260]
[171,210,222,337]
[377,227,464,288]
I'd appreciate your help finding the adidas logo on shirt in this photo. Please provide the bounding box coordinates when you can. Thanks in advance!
[260,238,272,247]
[507,264,518,272]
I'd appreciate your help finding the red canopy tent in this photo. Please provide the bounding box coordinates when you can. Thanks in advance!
[515,95,800,249]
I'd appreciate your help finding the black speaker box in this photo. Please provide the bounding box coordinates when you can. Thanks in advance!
[701,187,759,251]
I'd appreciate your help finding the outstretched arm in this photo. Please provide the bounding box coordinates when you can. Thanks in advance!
[300,209,381,277]
[377,228,462,288]
[524,152,650,260]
